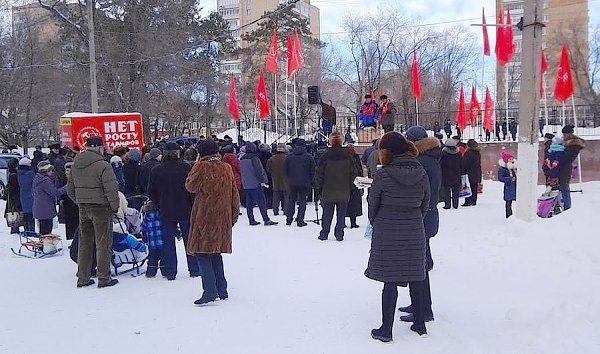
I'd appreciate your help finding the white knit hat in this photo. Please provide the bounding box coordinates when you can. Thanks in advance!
[19,157,32,167]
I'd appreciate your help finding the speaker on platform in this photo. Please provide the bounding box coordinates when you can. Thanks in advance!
[308,86,320,104]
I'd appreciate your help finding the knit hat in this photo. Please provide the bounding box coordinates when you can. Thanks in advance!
[19,157,32,167]
[467,139,478,148]
[37,160,54,173]
[544,133,555,140]
[65,162,73,169]
[127,149,142,162]
[379,132,410,155]
[501,150,514,163]
[86,136,103,148]
[445,138,458,147]
[552,137,564,145]
[197,140,219,157]
[149,148,162,160]
[276,143,286,153]
[164,142,181,151]
[562,125,574,134]
[110,155,123,164]
[329,132,343,147]
[49,143,61,150]
[295,139,307,147]
[405,126,428,142]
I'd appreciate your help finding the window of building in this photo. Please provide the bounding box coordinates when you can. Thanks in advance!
[543,15,549,23]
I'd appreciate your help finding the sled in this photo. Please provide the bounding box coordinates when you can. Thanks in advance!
[11,232,63,259]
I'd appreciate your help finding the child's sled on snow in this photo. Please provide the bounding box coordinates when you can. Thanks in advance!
[11,232,63,259]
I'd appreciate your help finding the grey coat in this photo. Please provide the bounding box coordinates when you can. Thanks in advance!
[365,156,430,284]
[240,143,267,190]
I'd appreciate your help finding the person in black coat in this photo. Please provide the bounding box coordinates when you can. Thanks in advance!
[345,144,363,228]
[461,139,482,207]
[366,132,431,341]
[558,125,585,210]
[60,162,80,240]
[509,120,518,141]
[284,139,316,226]
[31,150,47,174]
[139,148,162,194]
[4,158,22,234]
[48,143,66,188]
[123,148,142,197]
[501,121,508,141]
[440,138,462,209]
[148,143,200,280]
[443,119,453,139]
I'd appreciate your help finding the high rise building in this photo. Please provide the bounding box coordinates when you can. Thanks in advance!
[495,0,589,120]
[217,0,321,74]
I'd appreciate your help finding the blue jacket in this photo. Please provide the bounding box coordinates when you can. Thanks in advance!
[32,173,66,220]
[141,209,163,249]
[498,162,517,202]
[240,143,267,190]
[17,166,35,213]
[284,145,316,189]
[359,101,379,126]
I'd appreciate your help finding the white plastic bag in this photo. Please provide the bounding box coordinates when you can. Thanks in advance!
[364,223,373,240]
[459,175,472,199]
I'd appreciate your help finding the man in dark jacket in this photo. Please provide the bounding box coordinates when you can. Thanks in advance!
[378,95,397,133]
[266,144,289,216]
[67,136,120,289]
[284,139,316,227]
[123,148,141,196]
[361,139,378,167]
[240,142,277,226]
[321,100,337,137]
[401,127,442,324]
[314,133,357,241]
[148,142,200,280]
[139,148,162,194]
[440,138,462,209]
[509,120,518,141]
[461,139,482,207]
[443,119,453,139]
[559,125,585,210]
[48,143,66,188]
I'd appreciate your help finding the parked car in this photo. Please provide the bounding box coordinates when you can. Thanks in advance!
[0,153,22,200]
[168,136,200,147]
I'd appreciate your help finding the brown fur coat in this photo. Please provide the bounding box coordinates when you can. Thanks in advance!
[185,156,240,255]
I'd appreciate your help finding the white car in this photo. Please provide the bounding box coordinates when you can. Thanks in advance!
[0,153,22,200]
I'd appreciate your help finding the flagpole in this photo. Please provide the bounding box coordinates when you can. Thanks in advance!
[561,102,566,127]
[293,77,297,137]
[254,100,258,142]
[505,66,509,128]
[285,79,289,140]
[481,55,485,141]
[415,98,419,126]
[571,96,583,192]
[543,74,549,134]
[274,73,278,142]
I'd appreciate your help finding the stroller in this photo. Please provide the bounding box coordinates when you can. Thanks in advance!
[12,231,63,259]
[537,190,563,218]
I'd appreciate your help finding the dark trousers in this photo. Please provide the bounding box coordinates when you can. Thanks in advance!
[77,205,113,286]
[464,181,479,205]
[196,254,228,299]
[38,219,53,235]
[383,124,394,133]
[272,190,288,215]
[244,188,270,224]
[286,186,309,223]
[426,238,433,271]
[505,201,513,218]
[560,188,572,210]
[379,281,426,337]
[442,184,460,209]
[146,248,163,277]
[349,216,358,227]
[23,212,35,232]
[162,221,200,277]
[320,202,348,240]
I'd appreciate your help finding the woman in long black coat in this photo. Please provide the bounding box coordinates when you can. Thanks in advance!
[4,158,22,234]
[461,139,482,207]
[345,144,363,228]
[366,132,431,341]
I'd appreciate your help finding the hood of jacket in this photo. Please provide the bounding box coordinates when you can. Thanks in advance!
[74,150,105,169]
[564,135,585,150]
[382,156,425,187]
[413,137,441,156]
[33,173,51,189]
[293,145,307,155]
[498,159,518,170]
[323,146,348,160]
[244,142,258,154]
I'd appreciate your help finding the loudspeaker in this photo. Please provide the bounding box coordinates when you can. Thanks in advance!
[308,86,320,104]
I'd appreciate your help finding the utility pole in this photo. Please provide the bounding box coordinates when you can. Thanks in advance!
[87,0,99,113]
[515,0,544,221]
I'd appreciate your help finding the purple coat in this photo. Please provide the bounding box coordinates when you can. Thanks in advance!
[32,173,66,220]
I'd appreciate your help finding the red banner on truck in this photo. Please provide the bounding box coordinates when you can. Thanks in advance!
[60,113,144,152]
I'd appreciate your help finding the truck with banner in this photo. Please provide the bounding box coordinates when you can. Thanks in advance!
[60,112,144,152]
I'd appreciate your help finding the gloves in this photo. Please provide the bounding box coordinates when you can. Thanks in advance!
[261,183,270,189]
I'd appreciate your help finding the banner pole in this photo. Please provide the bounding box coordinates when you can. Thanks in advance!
[274,73,278,142]
[571,97,583,192]
[415,98,419,127]
[285,79,289,141]
[293,76,298,137]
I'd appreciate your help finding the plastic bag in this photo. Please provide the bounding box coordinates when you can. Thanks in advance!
[459,175,472,199]
[364,223,373,240]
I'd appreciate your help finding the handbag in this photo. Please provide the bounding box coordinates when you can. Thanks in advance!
[5,211,23,228]
[459,175,472,199]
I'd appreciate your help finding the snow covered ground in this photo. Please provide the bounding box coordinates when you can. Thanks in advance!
[1,181,599,354]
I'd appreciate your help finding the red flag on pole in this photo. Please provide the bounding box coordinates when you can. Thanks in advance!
[482,8,490,56]
[540,49,548,97]
[554,44,575,103]
[411,48,422,100]
[468,85,480,126]
[294,31,304,69]
[456,84,467,131]
[265,30,279,74]
[494,10,505,63]
[483,87,495,132]
[504,9,515,62]
[227,74,240,122]
[255,71,271,119]
[495,9,515,66]
[287,32,303,78]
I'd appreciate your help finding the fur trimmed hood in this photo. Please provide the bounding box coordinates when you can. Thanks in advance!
[563,134,585,150]
[498,159,518,170]
[379,140,419,166]
[413,137,441,155]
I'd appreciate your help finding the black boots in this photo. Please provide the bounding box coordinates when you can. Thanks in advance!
[371,283,398,342]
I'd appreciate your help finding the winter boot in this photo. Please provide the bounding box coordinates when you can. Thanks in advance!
[371,283,397,343]
[98,279,119,288]
[77,279,95,288]
[194,294,218,306]
[297,221,308,227]
[398,305,413,313]
[399,313,434,323]
[410,323,428,337]
[264,220,278,226]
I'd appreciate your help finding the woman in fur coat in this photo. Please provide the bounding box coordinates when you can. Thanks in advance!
[186,140,240,306]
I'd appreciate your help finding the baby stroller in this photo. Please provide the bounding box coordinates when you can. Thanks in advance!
[537,190,563,218]
[12,231,63,259]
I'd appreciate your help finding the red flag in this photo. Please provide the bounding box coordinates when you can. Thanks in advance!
[287,32,303,78]
[265,30,279,74]
[494,10,505,62]
[504,9,515,61]
[540,49,548,97]
[482,8,490,56]
[483,87,495,132]
[495,10,515,66]
[255,71,271,119]
[468,85,480,126]
[411,48,422,100]
[554,44,574,103]
[456,84,467,131]
[227,74,240,122]
[294,31,304,69]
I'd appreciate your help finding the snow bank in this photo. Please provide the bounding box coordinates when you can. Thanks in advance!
[0,181,599,353]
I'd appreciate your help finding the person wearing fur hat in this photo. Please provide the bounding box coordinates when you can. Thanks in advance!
[366,132,431,341]
[314,132,357,241]
[17,157,35,232]
[186,139,240,305]
[378,95,397,133]
[558,125,585,210]
[123,148,142,196]
[33,160,66,235]
[440,138,462,209]
[461,139,482,207]
[266,143,289,216]
[498,151,517,218]
[139,148,162,194]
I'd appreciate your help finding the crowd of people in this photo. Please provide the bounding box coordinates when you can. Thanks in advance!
[1,120,585,342]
